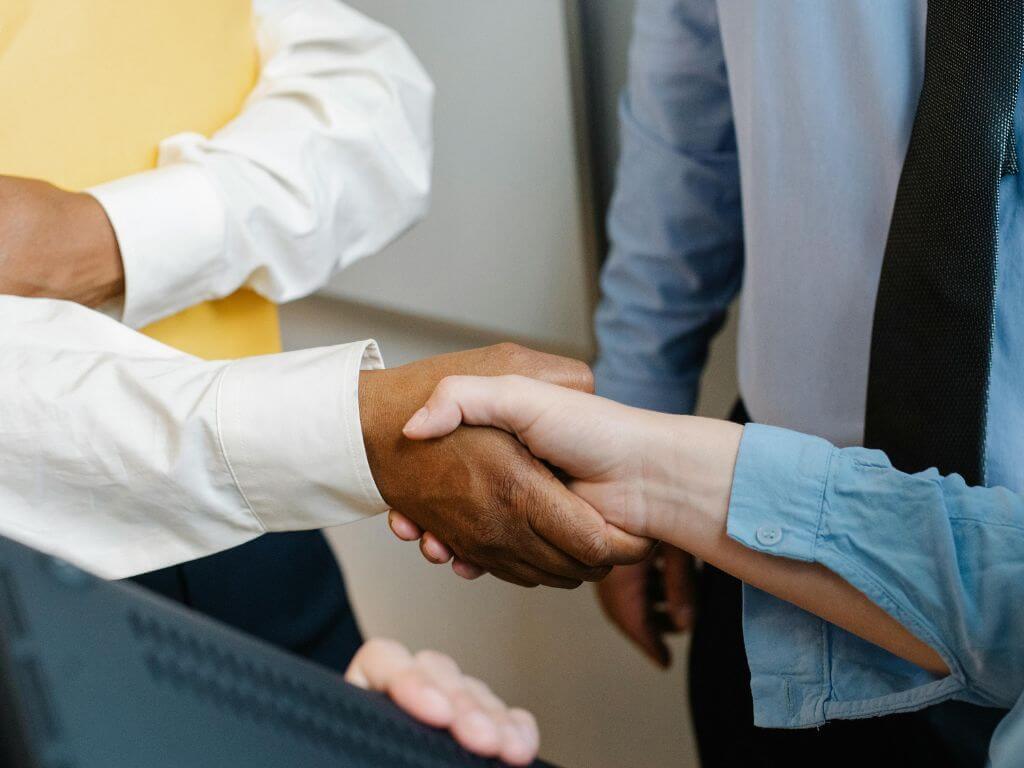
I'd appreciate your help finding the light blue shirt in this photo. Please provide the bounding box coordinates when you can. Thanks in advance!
[593,1,1024,764]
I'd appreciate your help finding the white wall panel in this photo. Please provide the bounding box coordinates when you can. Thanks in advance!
[322,0,596,352]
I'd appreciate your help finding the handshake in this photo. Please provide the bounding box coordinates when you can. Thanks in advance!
[359,343,663,588]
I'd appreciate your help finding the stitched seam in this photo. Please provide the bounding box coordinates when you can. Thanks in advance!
[810,447,836,561]
[818,549,973,693]
[820,611,833,711]
[215,363,265,531]
[945,516,1024,532]
[824,676,966,720]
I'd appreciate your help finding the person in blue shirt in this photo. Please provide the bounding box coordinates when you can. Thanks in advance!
[586,1,1023,766]
[392,1,1022,766]
[398,372,1024,768]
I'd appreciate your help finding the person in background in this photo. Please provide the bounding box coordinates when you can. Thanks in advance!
[0,0,649,683]
[587,1,1020,765]
[393,0,1023,765]
[399,372,1024,768]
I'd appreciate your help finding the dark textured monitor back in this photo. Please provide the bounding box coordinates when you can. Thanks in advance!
[0,536,560,768]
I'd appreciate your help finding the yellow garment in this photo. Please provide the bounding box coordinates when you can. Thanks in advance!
[0,0,281,359]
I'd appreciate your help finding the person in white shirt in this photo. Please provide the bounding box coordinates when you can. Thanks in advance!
[0,0,651,679]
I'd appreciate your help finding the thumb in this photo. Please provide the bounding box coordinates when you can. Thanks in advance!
[402,374,556,440]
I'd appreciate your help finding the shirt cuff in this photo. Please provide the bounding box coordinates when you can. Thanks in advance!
[726,424,963,728]
[217,340,388,531]
[89,163,227,329]
[726,423,835,562]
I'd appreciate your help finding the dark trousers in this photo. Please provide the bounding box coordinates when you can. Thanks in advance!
[131,530,363,671]
[686,401,1004,767]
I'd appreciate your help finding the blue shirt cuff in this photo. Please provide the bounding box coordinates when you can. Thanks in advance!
[727,424,967,729]
[726,423,835,563]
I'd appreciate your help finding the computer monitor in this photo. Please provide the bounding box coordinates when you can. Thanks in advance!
[0,536,560,768]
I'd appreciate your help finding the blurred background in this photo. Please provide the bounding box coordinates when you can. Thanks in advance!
[281,2,739,766]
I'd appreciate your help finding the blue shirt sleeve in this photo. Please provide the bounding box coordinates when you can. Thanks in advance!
[593,0,743,414]
[990,694,1024,768]
[727,424,1024,729]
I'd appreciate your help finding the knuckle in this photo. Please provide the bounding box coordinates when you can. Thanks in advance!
[468,507,511,559]
[434,375,461,399]
[494,341,529,367]
[567,359,595,393]
[361,637,406,659]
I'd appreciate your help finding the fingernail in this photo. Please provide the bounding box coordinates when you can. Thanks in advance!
[403,407,430,435]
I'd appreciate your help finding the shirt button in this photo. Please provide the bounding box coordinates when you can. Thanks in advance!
[756,525,782,547]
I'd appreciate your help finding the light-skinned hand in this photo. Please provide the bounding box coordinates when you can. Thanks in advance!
[398,373,949,677]
[345,638,539,765]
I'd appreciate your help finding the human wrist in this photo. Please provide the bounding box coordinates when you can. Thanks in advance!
[359,366,428,508]
[642,416,743,557]
[67,192,124,306]
[358,368,397,505]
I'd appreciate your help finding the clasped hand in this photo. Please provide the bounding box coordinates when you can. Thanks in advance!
[388,372,743,581]
[359,346,656,589]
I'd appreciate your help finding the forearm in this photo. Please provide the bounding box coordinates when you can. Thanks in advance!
[0,297,384,578]
[593,0,742,414]
[92,0,433,329]
[644,416,947,674]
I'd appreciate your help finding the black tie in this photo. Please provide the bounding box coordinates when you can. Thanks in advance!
[864,1,1024,484]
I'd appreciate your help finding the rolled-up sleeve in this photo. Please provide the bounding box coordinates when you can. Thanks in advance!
[727,424,1024,728]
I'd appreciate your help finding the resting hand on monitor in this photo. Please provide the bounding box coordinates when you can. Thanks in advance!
[345,638,539,766]
[396,374,947,676]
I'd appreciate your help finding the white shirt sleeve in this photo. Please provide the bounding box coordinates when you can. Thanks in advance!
[0,296,387,580]
[89,0,434,329]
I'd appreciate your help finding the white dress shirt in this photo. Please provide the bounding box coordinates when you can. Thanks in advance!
[0,0,433,579]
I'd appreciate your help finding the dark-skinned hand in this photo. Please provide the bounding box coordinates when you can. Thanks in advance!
[359,344,654,588]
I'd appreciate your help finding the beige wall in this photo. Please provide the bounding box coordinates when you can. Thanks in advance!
[280,296,738,768]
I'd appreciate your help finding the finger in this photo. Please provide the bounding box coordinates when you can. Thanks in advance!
[345,638,414,690]
[662,547,697,632]
[388,650,461,729]
[403,374,560,440]
[514,532,610,583]
[496,556,585,590]
[507,708,541,765]
[413,649,463,691]
[450,687,502,757]
[456,677,531,764]
[496,343,593,394]
[388,511,423,541]
[529,469,653,569]
[452,559,486,580]
[597,565,670,668]
[387,665,456,728]
[420,532,454,564]
[487,567,539,589]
